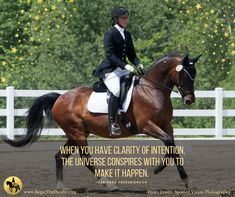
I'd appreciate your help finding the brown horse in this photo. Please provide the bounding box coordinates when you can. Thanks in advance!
[4,53,201,191]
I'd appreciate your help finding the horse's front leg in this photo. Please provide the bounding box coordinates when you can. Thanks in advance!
[143,120,172,173]
[161,124,191,188]
[152,123,174,175]
[143,121,191,188]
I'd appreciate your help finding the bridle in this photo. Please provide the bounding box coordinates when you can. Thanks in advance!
[138,63,196,97]
[177,63,196,97]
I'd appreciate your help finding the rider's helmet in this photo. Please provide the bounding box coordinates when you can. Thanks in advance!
[111,6,129,24]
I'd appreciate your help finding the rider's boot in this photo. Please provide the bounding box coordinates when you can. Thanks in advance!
[108,93,121,136]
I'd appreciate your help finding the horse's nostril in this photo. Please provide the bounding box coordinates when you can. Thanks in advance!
[185,99,192,105]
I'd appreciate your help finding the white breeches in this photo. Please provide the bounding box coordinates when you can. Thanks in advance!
[103,67,130,97]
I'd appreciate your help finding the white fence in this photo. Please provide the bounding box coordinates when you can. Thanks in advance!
[0,86,235,139]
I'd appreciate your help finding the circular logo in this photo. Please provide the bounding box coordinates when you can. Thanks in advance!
[3,176,23,195]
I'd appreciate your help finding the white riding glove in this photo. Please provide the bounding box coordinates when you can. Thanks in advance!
[125,64,135,72]
[137,63,145,75]
[137,64,144,69]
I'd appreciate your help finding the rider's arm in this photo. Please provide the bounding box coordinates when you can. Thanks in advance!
[126,32,140,66]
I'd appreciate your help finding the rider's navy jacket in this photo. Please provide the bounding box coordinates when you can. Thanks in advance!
[93,26,140,78]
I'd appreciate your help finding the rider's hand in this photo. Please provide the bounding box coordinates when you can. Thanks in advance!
[137,64,144,70]
[137,63,145,75]
[125,64,135,72]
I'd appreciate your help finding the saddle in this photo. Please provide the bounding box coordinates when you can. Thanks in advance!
[92,73,134,109]
[88,74,138,132]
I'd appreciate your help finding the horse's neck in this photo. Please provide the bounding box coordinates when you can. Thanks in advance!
[144,59,175,93]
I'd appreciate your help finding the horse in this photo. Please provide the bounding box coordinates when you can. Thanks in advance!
[6,181,20,192]
[4,53,201,191]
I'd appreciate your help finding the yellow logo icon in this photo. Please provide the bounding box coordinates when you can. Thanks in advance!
[3,176,23,195]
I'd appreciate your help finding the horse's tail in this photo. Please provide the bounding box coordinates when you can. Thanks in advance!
[4,92,61,147]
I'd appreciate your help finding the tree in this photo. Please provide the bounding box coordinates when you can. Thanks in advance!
[0,0,31,88]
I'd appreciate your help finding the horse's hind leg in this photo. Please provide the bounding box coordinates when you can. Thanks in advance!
[55,139,77,190]
[77,138,119,192]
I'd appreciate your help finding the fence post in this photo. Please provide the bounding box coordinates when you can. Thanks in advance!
[215,87,223,138]
[6,86,14,140]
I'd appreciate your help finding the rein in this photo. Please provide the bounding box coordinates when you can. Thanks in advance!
[138,75,180,94]
[137,65,195,96]
[102,63,195,96]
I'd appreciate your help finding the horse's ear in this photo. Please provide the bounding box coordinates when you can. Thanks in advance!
[182,53,189,65]
[192,54,202,63]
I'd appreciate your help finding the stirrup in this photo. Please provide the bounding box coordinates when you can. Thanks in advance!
[110,123,121,136]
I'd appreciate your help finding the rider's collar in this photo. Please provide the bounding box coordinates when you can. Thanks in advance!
[114,24,125,39]
[115,24,125,32]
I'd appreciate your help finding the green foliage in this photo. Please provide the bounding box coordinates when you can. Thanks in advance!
[0,0,234,130]
[0,0,234,89]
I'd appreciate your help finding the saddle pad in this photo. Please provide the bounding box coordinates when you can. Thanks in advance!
[87,76,135,113]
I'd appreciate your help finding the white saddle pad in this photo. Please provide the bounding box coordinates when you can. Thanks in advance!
[87,76,135,113]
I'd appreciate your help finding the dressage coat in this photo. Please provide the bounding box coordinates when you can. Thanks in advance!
[93,26,140,78]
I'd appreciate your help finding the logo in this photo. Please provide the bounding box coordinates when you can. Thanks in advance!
[3,176,23,195]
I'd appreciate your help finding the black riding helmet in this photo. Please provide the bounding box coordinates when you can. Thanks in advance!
[111,6,129,23]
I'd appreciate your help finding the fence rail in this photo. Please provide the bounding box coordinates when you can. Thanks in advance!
[0,86,235,139]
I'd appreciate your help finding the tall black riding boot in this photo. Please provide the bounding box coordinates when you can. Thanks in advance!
[108,93,121,136]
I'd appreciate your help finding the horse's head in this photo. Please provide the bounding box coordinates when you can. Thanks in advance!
[175,54,201,105]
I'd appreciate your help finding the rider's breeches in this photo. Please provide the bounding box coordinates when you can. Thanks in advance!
[103,67,130,97]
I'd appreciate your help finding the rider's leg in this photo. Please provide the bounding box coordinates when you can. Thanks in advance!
[103,68,125,135]
[108,92,121,135]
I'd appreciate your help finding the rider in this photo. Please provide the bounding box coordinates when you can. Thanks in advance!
[93,6,144,136]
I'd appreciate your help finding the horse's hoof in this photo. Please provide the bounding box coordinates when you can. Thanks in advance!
[183,177,193,189]
[154,166,162,175]
[56,181,70,191]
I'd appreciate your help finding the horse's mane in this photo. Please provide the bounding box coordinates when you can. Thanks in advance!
[150,53,183,67]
